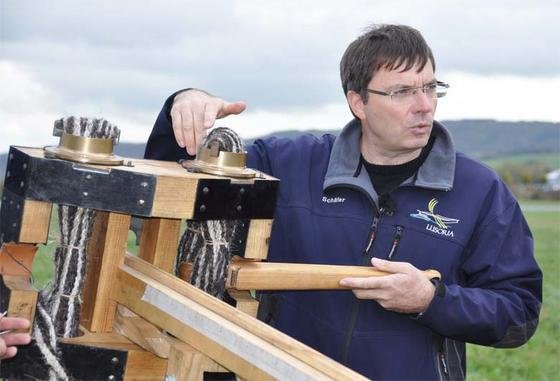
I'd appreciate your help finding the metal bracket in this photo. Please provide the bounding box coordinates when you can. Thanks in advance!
[0,189,25,245]
[3,147,156,217]
[230,219,249,258]
[192,178,279,220]
[0,340,128,380]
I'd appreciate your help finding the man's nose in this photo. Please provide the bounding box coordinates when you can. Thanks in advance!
[411,91,435,113]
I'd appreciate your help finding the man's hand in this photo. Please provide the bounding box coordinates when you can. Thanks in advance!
[0,316,31,359]
[339,258,436,314]
[171,89,247,155]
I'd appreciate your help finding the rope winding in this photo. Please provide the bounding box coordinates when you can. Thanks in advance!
[176,127,246,299]
[33,117,120,381]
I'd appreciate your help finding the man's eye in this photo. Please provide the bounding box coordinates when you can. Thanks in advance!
[394,88,414,96]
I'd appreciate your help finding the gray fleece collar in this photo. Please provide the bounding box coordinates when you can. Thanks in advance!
[323,119,456,202]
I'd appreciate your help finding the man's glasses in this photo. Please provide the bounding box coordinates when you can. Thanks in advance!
[367,81,450,103]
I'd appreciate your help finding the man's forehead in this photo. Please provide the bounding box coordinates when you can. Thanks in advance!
[371,62,435,86]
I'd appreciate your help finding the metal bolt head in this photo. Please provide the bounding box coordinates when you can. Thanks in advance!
[111,357,119,364]
[140,181,148,187]
[9,153,13,160]
[22,163,27,170]
[108,375,115,381]
[236,205,242,212]
[6,171,10,178]
[199,204,206,212]
[20,181,25,188]
[202,186,210,195]
[138,199,145,206]
[86,174,92,180]
[239,187,245,195]
[83,191,89,197]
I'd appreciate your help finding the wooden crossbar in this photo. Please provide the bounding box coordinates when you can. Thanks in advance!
[114,254,368,381]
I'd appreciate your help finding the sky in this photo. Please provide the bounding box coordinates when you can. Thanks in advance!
[1,0,559,154]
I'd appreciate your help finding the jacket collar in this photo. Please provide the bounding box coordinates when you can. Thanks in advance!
[323,119,456,204]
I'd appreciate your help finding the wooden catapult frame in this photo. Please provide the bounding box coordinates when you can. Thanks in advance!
[0,146,368,381]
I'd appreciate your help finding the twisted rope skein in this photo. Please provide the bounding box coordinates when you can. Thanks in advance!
[176,127,246,299]
[33,116,120,381]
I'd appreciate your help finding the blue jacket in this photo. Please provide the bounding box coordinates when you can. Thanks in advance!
[145,97,542,381]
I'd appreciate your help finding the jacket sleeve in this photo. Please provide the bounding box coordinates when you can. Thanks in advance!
[418,192,542,348]
[144,89,192,161]
[145,90,273,176]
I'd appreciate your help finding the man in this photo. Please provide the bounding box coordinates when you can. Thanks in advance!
[145,25,542,380]
[0,314,31,360]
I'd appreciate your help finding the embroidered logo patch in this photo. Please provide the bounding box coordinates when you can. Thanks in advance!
[410,198,459,237]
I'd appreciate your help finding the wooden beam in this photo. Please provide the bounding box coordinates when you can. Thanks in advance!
[227,290,259,318]
[138,218,181,273]
[167,341,230,381]
[0,243,37,277]
[81,211,131,332]
[114,255,368,381]
[151,175,199,219]
[227,259,441,290]
[19,200,52,244]
[244,219,272,260]
[2,274,37,334]
[113,305,171,358]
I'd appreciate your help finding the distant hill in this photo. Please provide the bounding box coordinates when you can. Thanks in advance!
[1,120,559,180]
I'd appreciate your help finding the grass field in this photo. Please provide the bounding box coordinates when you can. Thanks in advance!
[467,206,560,381]
[481,152,560,169]
[29,202,560,380]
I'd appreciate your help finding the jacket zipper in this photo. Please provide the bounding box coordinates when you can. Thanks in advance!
[341,213,380,364]
[437,338,450,380]
[387,225,403,260]
[363,215,380,255]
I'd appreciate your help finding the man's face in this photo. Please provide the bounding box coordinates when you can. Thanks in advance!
[355,62,437,160]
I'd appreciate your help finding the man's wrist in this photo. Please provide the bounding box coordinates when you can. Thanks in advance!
[411,278,445,320]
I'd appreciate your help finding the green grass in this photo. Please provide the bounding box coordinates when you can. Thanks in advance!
[481,153,560,169]
[31,207,140,289]
[467,206,560,381]
[30,203,560,380]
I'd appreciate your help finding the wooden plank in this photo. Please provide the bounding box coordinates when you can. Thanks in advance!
[138,218,181,273]
[227,259,441,290]
[19,200,52,243]
[150,176,199,219]
[244,219,272,260]
[16,147,278,220]
[167,341,229,381]
[18,146,277,186]
[227,290,259,318]
[115,255,368,381]
[0,243,37,277]
[114,305,171,358]
[124,345,169,381]
[114,268,275,380]
[81,211,131,332]
[3,274,37,334]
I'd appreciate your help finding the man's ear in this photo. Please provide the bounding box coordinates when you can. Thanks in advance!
[347,91,366,120]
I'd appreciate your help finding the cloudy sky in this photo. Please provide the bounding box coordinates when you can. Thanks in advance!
[1,0,559,154]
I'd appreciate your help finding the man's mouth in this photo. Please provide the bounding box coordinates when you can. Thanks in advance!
[410,122,431,132]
